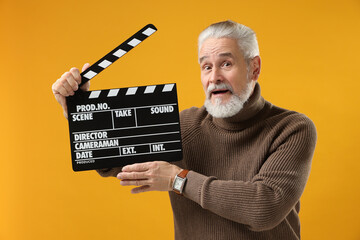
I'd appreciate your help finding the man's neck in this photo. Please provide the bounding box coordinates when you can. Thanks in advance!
[210,82,266,131]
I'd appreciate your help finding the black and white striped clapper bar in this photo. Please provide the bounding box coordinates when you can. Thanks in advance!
[66,24,183,171]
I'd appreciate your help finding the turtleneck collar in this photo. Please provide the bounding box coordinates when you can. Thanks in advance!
[209,82,267,131]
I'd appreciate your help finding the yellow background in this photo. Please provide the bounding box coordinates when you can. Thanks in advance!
[1,0,359,239]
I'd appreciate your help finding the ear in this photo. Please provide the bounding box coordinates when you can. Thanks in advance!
[249,56,261,81]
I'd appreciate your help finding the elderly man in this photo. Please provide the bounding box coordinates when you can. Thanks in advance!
[52,20,317,239]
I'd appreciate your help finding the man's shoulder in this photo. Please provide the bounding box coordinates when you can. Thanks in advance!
[265,101,317,136]
[268,102,313,122]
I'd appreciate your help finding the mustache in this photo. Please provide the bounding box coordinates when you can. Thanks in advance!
[206,83,234,96]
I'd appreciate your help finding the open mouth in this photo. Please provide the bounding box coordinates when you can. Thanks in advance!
[211,89,230,96]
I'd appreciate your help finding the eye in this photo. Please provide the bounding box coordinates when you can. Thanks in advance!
[222,61,232,68]
[202,65,212,71]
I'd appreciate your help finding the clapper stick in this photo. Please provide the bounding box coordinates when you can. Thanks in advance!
[79,24,157,87]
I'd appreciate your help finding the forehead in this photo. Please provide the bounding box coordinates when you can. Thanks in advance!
[199,37,243,60]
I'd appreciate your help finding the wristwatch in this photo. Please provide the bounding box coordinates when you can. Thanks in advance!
[172,169,189,195]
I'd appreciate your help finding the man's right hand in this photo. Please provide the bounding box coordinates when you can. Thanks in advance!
[52,63,91,119]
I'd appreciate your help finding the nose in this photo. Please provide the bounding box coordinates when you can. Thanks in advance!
[209,66,223,84]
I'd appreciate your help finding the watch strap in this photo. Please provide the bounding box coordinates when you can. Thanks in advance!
[173,169,189,195]
[178,169,189,179]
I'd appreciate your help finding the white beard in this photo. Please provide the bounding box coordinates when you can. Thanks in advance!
[204,81,253,118]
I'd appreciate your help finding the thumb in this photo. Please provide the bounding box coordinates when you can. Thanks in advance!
[82,63,90,72]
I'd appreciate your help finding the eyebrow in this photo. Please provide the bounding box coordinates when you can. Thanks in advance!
[199,52,235,64]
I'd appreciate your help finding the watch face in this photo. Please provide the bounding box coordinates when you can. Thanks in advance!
[174,178,184,190]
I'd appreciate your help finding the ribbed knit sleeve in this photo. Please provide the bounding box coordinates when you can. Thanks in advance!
[182,111,317,231]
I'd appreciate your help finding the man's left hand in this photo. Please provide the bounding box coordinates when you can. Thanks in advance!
[117,161,182,194]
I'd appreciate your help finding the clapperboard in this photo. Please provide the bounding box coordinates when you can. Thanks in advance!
[66,24,183,171]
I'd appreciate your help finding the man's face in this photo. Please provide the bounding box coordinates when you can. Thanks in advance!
[199,37,251,106]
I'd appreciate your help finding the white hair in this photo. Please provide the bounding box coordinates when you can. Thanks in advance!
[198,20,260,62]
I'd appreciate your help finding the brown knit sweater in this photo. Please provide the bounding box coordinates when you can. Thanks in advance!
[97,83,317,240]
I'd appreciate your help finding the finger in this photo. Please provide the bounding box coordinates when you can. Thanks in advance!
[117,171,148,180]
[62,80,75,95]
[52,79,66,95]
[55,84,71,97]
[82,63,90,72]
[120,179,149,186]
[63,72,79,91]
[69,67,81,85]
[122,163,150,172]
[131,185,151,194]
